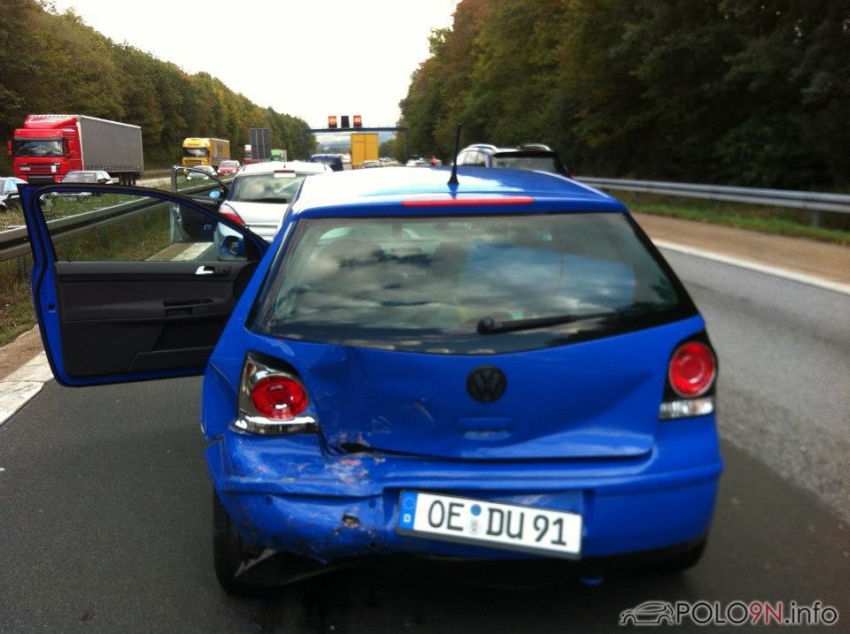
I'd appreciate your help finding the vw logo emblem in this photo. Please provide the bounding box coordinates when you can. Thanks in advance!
[466,366,507,403]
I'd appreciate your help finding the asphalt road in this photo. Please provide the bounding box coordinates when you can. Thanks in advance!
[663,249,850,526]
[0,250,848,632]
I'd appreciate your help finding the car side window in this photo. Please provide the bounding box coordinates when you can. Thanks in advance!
[37,189,233,263]
[458,150,484,166]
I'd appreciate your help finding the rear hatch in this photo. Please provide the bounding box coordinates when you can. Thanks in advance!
[249,210,701,460]
[227,169,306,239]
[228,200,288,240]
[269,316,702,460]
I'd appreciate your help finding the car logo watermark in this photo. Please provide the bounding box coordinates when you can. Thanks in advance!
[466,366,507,403]
[619,600,839,627]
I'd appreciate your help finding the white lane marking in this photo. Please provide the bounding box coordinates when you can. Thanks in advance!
[655,241,850,296]
[172,243,212,261]
[0,352,51,425]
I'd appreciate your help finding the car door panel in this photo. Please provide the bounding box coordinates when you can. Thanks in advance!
[21,183,266,386]
[52,260,257,377]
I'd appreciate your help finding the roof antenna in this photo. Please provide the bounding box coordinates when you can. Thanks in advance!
[448,125,462,186]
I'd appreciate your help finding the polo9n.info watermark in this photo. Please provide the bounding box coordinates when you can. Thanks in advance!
[618,600,840,627]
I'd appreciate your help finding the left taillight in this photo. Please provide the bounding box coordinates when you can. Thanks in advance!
[233,354,319,435]
[218,202,245,226]
[659,338,717,420]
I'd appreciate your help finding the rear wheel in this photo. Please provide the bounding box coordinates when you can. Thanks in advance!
[213,491,275,596]
[213,491,329,595]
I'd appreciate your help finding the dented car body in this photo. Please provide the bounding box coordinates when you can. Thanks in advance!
[21,167,722,594]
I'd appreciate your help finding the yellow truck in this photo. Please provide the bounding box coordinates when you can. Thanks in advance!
[181,137,231,168]
[350,133,379,169]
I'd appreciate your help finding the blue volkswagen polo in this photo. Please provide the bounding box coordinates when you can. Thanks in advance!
[21,166,721,594]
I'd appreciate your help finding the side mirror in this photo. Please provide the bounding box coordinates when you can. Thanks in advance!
[220,235,245,258]
[209,190,221,200]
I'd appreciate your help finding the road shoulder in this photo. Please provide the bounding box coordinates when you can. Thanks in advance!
[634,213,850,287]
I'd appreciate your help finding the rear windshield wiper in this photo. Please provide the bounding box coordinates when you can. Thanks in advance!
[476,305,660,335]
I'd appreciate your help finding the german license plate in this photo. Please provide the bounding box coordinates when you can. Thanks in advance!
[396,491,582,558]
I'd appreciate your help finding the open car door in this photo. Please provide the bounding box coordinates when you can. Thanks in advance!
[20,182,268,386]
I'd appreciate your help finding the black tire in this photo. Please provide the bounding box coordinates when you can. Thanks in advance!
[650,539,706,574]
[213,491,341,595]
[213,491,271,596]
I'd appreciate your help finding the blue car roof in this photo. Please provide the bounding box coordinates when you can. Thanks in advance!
[289,166,628,218]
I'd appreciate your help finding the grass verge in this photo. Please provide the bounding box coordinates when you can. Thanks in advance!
[621,192,850,247]
[0,259,36,348]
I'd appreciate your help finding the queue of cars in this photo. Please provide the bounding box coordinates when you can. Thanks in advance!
[216,160,241,176]
[2,171,113,208]
[60,170,113,184]
[184,164,217,180]
[19,146,721,596]
[455,143,570,176]
[310,153,345,172]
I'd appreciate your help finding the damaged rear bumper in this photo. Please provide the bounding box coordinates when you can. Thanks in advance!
[206,416,722,565]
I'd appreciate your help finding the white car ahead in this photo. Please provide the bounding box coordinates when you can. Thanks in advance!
[214,161,332,257]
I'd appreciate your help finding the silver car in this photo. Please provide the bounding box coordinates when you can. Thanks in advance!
[216,161,331,241]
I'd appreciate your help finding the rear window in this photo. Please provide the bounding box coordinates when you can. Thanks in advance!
[310,155,343,171]
[230,173,305,202]
[251,213,695,354]
[492,153,566,175]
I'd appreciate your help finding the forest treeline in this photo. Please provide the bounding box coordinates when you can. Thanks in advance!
[2,0,848,190]
[400,0,850,191]
[0,0,313,171]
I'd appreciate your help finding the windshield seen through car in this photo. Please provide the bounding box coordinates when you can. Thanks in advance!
[13,139,64,157]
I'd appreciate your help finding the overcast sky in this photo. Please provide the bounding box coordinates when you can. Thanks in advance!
[51,0,460,129]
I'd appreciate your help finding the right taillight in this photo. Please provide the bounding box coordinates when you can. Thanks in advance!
[669,341,716,397]
[660,339,717,420]
[232,353,319,435]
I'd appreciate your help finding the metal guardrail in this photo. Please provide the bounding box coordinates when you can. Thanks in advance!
[0,180,219,264]
[577,177,850,228]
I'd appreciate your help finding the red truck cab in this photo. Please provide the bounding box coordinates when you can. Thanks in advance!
[8,115,82,184]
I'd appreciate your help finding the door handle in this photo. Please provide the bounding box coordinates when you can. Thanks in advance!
[195,265,230,276]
